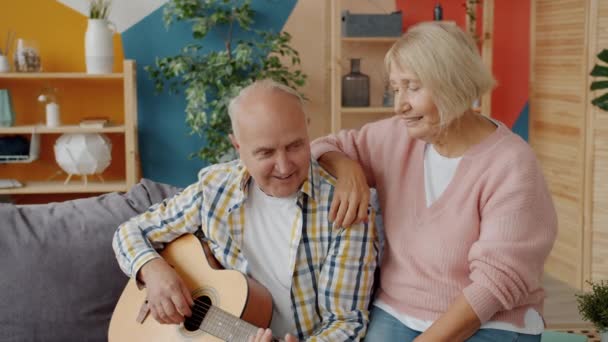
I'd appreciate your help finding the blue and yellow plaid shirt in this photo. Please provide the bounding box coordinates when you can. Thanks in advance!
[113,160,379,341]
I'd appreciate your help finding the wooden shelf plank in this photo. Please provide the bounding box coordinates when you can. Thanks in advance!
[0,125,126,134]
[0,180,128,194]
[341,107,394,114]
[0,72,123,79]
[342,37,400,43]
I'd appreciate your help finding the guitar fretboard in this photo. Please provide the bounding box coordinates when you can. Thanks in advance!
[200,306,282,341]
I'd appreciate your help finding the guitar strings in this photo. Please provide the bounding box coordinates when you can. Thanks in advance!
[150,297,281,339]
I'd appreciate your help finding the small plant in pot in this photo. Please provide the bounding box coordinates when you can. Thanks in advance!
[89,0,111,19]
[576,280,608,341]
[85,0,114,74]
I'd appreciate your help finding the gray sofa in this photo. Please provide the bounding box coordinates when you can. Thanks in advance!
[0,179,180,342]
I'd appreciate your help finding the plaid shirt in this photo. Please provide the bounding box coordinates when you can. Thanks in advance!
[113,160,379,341]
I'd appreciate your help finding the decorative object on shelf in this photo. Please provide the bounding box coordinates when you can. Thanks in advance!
[575,280,608,342]
[54,133,112,185]
[0,89,15,127]
[341,10,403,37]
[0,55,9,73]
[0,134,39,163]
[434,2,443,21]
[13,38,41,72]
[590,49,608,111]
[0,30,15,72]
[0,179,22,189]
[146,0,306,164]
[79,117,108,128]
[85,0,114,74]
[37,87,61,127]
[382,82,394,107]
[342,58,370,107]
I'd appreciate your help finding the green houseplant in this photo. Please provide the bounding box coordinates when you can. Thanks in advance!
[146,0,307,163]
[591,49,608,111]
[576,280,608,341]
[89,0,111,19]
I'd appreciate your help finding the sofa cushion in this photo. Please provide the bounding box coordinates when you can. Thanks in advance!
[0,179,181,342]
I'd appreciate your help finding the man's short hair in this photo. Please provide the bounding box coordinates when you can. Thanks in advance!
[228,79,305,137]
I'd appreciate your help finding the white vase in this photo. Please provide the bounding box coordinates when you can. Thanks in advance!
[601,330,608,342]
[85,19,114,74]
[0,55,10,72]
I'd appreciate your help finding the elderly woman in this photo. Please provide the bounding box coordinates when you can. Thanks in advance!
[311,22,557,342]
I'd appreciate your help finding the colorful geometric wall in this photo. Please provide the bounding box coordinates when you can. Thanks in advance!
[2,0,530,190]
[52,0,297,187]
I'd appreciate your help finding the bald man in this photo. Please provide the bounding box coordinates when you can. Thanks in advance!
[113,79,379,341]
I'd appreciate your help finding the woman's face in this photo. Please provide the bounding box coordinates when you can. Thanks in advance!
[390,67,441,143]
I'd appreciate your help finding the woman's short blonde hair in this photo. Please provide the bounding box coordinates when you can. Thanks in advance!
[385,21,496,126]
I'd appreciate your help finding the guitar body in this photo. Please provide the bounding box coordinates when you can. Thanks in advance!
[109,234,274,341]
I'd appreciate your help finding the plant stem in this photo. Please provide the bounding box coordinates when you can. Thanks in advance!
[226,10,234,59]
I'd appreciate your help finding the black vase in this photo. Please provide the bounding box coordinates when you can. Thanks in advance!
[342,58,370,107]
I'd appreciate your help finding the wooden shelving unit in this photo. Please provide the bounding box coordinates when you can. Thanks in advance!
[0,125,126,134]
[0,60,140,197]
[0,72,123,79]
[330,2,494,132]
[0,180,128,195]
[329,1,399,133]
[341,37,399,43]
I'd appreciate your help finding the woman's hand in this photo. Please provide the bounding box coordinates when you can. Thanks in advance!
[326,156,370,228]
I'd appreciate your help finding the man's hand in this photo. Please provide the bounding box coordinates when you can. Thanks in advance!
[248,328,298,342]
[138,258,194,324]
[328,157,370,228]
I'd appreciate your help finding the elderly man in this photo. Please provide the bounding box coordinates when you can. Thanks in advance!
[112,79,379,341]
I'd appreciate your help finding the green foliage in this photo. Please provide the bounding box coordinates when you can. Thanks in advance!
[89,0,111,19]
[590,49,608,111]
[576,280,608,332]
[145,0,307,164]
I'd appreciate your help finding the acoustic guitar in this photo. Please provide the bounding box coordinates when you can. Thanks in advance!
[109,233,282,341]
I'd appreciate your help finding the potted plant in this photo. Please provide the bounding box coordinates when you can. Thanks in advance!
[146,0,306,164]
[85,0,115,74]
[590,49,608,111]
[576,280,608,341]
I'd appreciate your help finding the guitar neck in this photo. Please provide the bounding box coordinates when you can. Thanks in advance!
[200,306,283,342]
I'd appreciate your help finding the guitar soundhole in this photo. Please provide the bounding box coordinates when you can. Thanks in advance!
[184,296,211,332]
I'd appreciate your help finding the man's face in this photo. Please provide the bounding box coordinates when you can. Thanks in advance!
[232,89,311,198]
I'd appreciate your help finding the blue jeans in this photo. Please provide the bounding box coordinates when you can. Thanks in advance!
[364,306,542,342]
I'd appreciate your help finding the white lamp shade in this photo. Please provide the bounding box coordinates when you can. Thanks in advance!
[54,133,112,175]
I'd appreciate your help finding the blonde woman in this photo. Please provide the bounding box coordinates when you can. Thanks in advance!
[311,22,557,342]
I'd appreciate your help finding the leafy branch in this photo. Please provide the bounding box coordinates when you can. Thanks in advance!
[576,280,608,332]
[590,49,608,111]
[146,0,307,163]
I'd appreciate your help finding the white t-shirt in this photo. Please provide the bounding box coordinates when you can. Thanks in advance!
[241,181,298,336]
[374,125,544,335]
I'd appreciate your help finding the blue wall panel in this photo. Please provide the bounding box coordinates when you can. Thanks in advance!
[512,101,529,142]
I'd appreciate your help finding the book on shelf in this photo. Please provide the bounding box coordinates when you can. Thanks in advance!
[0,179,23,189]
[79,118,109,128]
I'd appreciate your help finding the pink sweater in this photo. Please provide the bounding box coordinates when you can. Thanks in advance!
[311,116,557,327]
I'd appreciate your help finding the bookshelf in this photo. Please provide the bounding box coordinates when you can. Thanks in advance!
[0,60,140,196]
